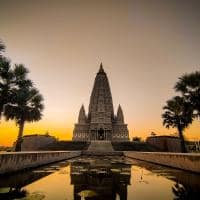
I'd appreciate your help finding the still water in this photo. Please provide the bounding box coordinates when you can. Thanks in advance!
[0,156,199,200]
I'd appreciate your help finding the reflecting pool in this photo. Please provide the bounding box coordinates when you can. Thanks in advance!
[0,156,199,200]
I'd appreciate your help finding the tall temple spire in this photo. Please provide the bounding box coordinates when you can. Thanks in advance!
[78,104,87,123]
[117,104,124,123]
[88,64,114,122]
[98,62,105,74]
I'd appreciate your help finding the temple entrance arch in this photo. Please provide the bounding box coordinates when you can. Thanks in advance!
[97,128,105,140]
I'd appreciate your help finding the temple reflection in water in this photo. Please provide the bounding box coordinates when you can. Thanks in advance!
[70,157,131,200]
[0,157,200,200]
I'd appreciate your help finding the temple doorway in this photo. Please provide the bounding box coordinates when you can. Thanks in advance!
[97,128,105,140]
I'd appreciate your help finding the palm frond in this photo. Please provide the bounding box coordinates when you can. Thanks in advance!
[162,96,193,131]
[0,40,5,56]
[174,71,200,116]
[4,85,44,125]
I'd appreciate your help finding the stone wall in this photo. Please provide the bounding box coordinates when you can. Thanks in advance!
[0,151,81,174]
[124,151,200,173]
[112,141,158,151]
[20,134,57,151]
[146,136,182,152]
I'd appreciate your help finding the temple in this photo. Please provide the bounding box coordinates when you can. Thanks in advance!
[73,63,129,141]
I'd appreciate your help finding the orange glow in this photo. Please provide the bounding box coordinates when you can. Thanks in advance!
[0,119,199,146]
[0,120,73,146]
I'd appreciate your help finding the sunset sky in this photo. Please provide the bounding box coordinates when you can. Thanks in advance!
[0,0,200,146]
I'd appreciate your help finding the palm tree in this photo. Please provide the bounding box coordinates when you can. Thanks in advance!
[4,86,44,151]
[175,71,200,117]
[4,64,44,151]
[162,96,193,153]
[0,42,44,151]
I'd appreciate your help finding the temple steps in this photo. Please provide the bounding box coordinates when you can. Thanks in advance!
[82,151,123,156]
[87,140,114,152]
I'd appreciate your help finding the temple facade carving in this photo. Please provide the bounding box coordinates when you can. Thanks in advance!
[73,63,129,141]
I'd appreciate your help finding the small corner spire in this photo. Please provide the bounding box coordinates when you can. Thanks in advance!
[80,104,85,111]
[117,104,124,123]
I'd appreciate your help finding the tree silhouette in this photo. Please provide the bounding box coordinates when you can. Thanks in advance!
[162,96,193,153]
[0,57,13,120]
[0,41,44,151]
[4,65,44,151]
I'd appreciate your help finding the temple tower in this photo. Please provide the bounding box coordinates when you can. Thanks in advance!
[73,64,129,141]
[78,105,87,124]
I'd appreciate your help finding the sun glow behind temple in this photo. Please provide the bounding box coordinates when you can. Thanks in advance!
[0,0,200,146]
